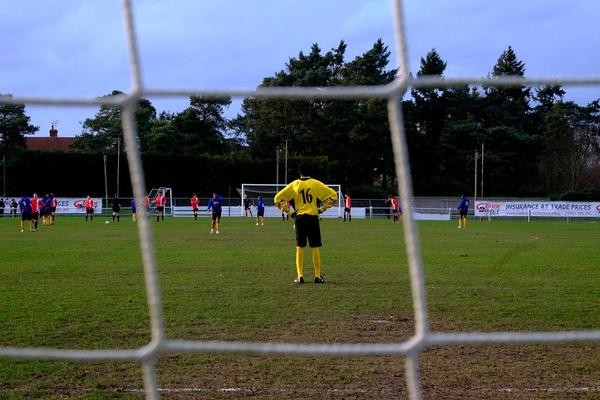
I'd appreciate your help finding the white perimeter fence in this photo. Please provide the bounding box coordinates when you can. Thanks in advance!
[1,1,600,399]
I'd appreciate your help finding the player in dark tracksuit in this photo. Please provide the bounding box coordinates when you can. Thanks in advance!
[111,195,121,222]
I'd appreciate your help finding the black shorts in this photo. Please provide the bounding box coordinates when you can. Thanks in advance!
[156,206,164,213]
[86,207,94,214]
[295,214,322,248]
[257,209,264,217]
[459,210,468,217]
[21,212,31,221]
[344,207,351,213]
[31,211,39,220]
[212,211,222,220]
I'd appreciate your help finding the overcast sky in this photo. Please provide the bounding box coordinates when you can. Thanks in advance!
[1,0,599,137]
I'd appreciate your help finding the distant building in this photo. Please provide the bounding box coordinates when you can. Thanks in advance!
[26,124,76,152]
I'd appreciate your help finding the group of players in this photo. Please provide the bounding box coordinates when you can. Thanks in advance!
[84,191,169,223]
[242,195,267,225]
[16,193,58,232]
[14,169,416,287]
[190,192,227,234]
[14,189,404,232]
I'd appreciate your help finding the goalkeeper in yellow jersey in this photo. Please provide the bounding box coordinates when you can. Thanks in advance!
[274,163,338,284]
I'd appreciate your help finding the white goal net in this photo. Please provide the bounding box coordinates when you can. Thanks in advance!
[240,183,343,218]
[1,1,599,400]
[147,187,173,216]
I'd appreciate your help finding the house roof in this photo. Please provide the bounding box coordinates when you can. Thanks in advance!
[26,136,76,152]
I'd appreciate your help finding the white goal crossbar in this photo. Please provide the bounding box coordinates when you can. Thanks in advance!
[1,1,599,399]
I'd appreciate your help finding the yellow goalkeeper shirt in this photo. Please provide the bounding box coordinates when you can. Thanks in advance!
[274,177,338,216]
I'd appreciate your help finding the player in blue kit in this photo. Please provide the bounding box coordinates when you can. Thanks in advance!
[131,198,137,222]
[255,196,265,226]
[207,193,223,234]
[18,195,32,232]
[457,195,470,228]
[41,193,52,226]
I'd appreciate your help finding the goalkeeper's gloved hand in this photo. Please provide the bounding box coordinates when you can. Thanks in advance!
[290,211,297,218]
[317,207,326,215]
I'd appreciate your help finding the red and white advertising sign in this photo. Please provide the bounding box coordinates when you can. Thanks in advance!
[54,197,103,214]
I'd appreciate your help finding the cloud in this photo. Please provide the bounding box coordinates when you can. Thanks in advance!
[1,0,598,136]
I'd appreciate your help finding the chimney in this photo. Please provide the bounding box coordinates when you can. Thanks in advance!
[49,124,58,137]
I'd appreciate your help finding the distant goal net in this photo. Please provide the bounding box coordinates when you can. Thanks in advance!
[240,183,343,218]
[147,186,174,216]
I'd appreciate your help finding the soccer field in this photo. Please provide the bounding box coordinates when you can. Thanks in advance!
[0,216,598,399]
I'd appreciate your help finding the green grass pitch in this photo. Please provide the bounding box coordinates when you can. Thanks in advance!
[0,215,598,399]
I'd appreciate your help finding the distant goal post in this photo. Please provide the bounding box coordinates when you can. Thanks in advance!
[240,183,343,218]
[148,186,174,216]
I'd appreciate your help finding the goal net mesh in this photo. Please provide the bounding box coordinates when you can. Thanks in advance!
[1,1,599,399]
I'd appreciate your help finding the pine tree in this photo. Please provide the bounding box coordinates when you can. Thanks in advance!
[0,94,38,154]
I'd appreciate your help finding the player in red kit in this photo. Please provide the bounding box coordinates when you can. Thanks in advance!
[84,195,96,222]
[49,193,57,224]
[190,193,199,220]
[343,194,352,222]
[30,193,40,231]
[155,191,167,222]
[39,194,48,226]
[387,195,401,223]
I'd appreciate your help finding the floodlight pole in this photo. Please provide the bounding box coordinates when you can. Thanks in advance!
[474,150,478,202]
[284,138,289,184]
[2,154,5,198]
[116,137,121,198]
[280,132,294,185]
[0,132,5,197]
[103,153,108,217]
[481,143,485,199]
[275,146,280,188]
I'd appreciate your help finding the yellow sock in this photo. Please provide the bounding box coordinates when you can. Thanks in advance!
[295,247,304,278]
[311,247,321,278]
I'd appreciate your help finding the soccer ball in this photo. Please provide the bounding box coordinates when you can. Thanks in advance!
[105,220,110,224]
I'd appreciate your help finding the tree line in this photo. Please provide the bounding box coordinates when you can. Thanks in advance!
[1,40,599,198]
